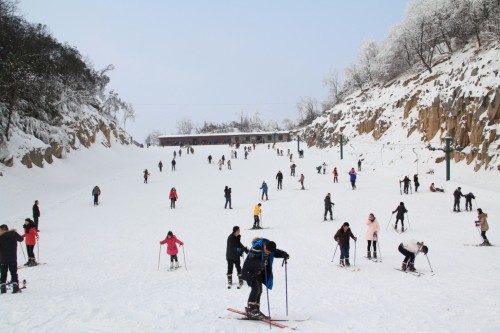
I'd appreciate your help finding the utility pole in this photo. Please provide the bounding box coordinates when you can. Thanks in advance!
[340,134,344,160]
[426,137,462,181]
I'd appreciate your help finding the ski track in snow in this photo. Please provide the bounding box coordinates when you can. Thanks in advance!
[1,143,499,333]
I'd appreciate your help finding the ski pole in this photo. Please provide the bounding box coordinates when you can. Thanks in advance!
[406,213,411,230]
[425,254,434,273]
[20,245,26,261]
[182,244,187,271]
[476,226,483,242]
[37,239,40,263]
[282,258,289,316]
[331,243,339,262]
[354,239,357,266]
[264,265,272,328]
[157,244,161,271]
[260,212,263,227]
[385,214,394,231]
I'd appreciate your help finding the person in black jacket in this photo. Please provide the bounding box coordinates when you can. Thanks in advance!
[224,186,232,209]
[92,186,101,206]
[0,224,24,294]
[413,174,420,192]
[465,192,475,211]
[334,222,357,267]
[324,193,334,221]
[242,238,289,318]
[275,171,283,190]
[400,176,411,194]
[226,226,248,289]
[392,202,408,232]
[453,187,464,212]
[32,200,40,231]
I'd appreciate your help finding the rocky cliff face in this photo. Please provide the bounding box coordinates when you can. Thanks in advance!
[303,44,500,171]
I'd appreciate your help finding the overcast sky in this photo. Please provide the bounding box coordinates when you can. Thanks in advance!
[18,0,410,140]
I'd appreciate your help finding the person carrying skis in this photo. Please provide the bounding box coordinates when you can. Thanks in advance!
[158,161,163,172]
[398,239,428,272]
[224,186,232,209]
[0,224,24,294]
[453,187,464,212]
[290,163,296,176]
[92,186,101,206]
[348,168,357,190]
[332,167,338,183]
[159,231,184,270]
[392,202,408,232]
[476,208,490,246]
[365,213,380,259]
[253,203,262,229]
[242,238,289,318]
[275,171,283,190]
[22,218,39,266]
[413,174,420,192]
[400,176,411,194]
[260,181,269,201]
[32,200,40,232]
[465,192,475,211]
[324,193,334,221]
[226,226,249,289]
[299,174,305,190]
[169,187,178,209]
[334,222,357,266]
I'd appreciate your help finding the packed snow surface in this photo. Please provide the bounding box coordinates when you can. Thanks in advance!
[1,143,499,333]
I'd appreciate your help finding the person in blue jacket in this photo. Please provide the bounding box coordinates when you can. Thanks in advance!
[260,181,269,201]
[349,168,357,190]
[242,238,289,318]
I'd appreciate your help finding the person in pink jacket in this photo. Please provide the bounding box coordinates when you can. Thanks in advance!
[160,231,184,269]
[365,213,380,259]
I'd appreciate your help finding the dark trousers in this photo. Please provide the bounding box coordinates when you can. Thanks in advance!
[34,216,39,230]
[261,192,268,200]
[367,240,377,252]
[0,262,18,284]
[224,197,232,209]
[277,180,282,190]
[170,198,176,208]
[253,215,260,227]
[227,259,242,275]
[465,199,472,210]
[395,217,405,228]
[481,231,489,242]
[324,207,332,219]
[340,244,350,260]
[398,244,415,264]
[248,275,263,304]
[170,255,178,262]
[404,185,409,193]
[93,194,99,205]
[27,245,35,260]
[333,176,338,183]
[351,180,356,189]
[291,169,295,176]
[453,199,460,211]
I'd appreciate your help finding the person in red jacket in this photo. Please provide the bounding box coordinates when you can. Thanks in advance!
[160,231,184,270]
[22,218,38,266]
[169,188,178,209]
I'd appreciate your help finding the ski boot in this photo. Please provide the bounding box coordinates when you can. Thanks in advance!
[245,303,261,318]
[12,282,21,294]
[227,274,232,289]
[367,251,371,259]
[373,252,377,259]
[345,259,351,267]
[0,283,6,294]
[237,274,244,289]
[174,261,179,269]
[339,259,345,267]
[28,258,38,266]
[401,261,408,271]
[408,263,416,272]
[255,303,269,319]
[169,262,174,270]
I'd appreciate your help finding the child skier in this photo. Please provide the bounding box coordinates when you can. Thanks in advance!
[334,222,357,266]
[159,231,184,270]
[365,213,380,259]
[22,218,38,266]
[398,239,428,271]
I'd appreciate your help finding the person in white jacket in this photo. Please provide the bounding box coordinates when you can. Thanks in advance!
[398,239,428,271]
[366,213,380,259]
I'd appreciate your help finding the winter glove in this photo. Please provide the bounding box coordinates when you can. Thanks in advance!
[244,247,249,254]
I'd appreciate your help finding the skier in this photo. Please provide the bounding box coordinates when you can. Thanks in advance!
[260,181,269,201]
[252,203,262,229]
[316,165,322,174]
[275,171,283,190]
[169,187,178,209]
[221,155,225,165]
[234,151,237,159]
[453,187,464,212]
[392,202,408,232]
[349,168,357,190]
[22,218,38,266]
[465,192,475,211]
[171,158,176,171]
[398,239,428,272]
[174,150,177,158]
[158,161,163,172]
[290,163,296,176]
[289,153,293,162]
[357,159,362,171]
[208,155,212,164]
[0,224,24,294]
[143,169,150,183]
[324,193,334,221]
[299,174,305,190]
[400,176,411,194]
[92,186,101,206]
[244,151,248,159]
[430,183,444,192]
[334,222,357,267]
[322,162,327,174]
[224,186,232,209]
[32,200,40,232]
[227,160,232,170]
[242,238,289,318]
[159,231,184,270]
[365,213,380,259]
[476,208,490,246]
[178,149,182,157]
[413,174,420,192]
[226,226,248,289]
[332,167,338,183]
[218,159,223,170]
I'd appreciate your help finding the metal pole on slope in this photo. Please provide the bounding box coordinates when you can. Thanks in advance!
[331,243,339,262]
[20,245,26,262]
[375,233,382,261]
[181,244,188,271]
[425,254,434,273]
[282,258,289,316]
[354,239,357,267]
[406,213,411,231]
[157,244,161,271]
[386,214,394,231]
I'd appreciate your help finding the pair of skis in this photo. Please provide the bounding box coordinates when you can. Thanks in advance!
[226,308,308,330]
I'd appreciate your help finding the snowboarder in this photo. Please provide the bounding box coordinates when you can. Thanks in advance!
[208,155,212,164]
[0,224,24,294]
[430,183,444,192]
[465,192,475,211]
[400,176,411,194]
[453,187,464,212]
[260,181,269,201]
[332,167,338,183]
[290,163,296,176]
[392,202,408,232]
[143,169,150,183]
[22,218,38,266]
[349,168,357,190]
[357,159,362,171]
[32,200,40,232]
[242,238,289,318]
[226,226,248,289]
[299,174,305,190]
[324,193,334,221]
[158,161,163,172]
[252,203,262,229]
[171,158,176,171]
[169,187,178,209]
[92,186,101,206]
[224,186,232,209]
[413,174,420,192]
[322,162,327,174]
[334,222,357,267]
[275,171,283,190]
[159,231,184,270]
[398,239,428,272]
[365,213,380,259]
[476,208,490,246]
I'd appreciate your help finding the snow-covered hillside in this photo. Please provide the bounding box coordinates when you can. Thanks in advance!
[1,142,499,333]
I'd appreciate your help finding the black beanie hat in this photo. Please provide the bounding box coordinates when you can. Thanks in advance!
[343,222,349,227]
[233,226,240,233]
[266,241,277,252]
